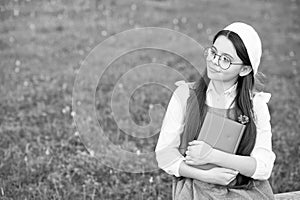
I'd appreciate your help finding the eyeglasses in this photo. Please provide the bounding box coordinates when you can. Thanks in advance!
[203,46,244,70]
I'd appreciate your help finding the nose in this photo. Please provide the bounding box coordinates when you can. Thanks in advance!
[211,54,220,66]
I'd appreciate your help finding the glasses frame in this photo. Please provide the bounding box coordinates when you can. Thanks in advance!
[204,46,244,70]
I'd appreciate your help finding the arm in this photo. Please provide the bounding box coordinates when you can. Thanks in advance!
[156,81,240,185]
[204,92,276,179]
[179,160,207,180]
[179,160,239,185]
[155,81,190,177]
[209,148,256,177]
[249,92,276,180]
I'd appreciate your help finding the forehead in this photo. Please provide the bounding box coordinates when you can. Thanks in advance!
[213,35,239,59]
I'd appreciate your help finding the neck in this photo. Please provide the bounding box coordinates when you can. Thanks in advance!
[211,78,237,95]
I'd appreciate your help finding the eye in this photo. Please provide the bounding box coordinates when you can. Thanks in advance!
[209,48,217,56]
[220,55,232,63]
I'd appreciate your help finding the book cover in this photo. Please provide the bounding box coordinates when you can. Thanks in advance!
[193,111,246,170]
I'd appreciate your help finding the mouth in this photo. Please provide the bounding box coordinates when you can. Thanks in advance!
[208,66,221,73]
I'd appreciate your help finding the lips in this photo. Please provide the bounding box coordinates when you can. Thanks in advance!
[208,66,220,73]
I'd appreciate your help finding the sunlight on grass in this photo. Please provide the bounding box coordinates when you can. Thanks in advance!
[0,0,299,199]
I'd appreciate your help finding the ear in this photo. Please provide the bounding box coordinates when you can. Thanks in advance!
[239,65,252,77]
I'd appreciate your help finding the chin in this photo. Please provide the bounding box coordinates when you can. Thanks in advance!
[207,69,223,81]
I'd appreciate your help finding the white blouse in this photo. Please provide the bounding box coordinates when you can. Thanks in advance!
[155,80,276,180]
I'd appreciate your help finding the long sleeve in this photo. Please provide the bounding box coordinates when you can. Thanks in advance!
[250,92,276,180]
[155,81,190,177]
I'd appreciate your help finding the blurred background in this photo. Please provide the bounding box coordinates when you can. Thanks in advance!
[0,0,299,199]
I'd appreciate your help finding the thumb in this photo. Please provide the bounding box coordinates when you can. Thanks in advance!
[225,169,239,175]
[188,140,203,145]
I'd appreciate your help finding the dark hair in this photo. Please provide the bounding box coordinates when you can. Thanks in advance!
[179,30,257,189]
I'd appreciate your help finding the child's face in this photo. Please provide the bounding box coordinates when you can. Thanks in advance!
[206,35,243,82]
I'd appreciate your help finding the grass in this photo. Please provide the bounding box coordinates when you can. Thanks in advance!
[0,0,299,199]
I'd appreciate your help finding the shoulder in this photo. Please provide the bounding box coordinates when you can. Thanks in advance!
[174,80,196,89]
[252,92,271,112]
[172,80,191,103]
[170,80,195,107]
[252,91,271,104]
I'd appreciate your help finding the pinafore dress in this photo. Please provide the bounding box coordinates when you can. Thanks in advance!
[172,105,275,200]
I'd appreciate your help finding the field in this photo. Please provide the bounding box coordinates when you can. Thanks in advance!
[0,0,299,199]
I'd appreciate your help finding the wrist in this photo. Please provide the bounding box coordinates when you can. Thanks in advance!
[196,168,210,182]
[209,148,218,164]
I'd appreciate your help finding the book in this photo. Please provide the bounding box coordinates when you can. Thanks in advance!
[193,111,246,170]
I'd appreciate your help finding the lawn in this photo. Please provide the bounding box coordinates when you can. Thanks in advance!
[0,0,299,199]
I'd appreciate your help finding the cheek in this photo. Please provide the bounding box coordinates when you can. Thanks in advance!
[207,62,240,81]
[221,72,239,81]
[220,70,240,81]
[223,67,241,77]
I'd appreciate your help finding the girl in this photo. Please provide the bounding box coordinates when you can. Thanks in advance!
[155,22,276,199]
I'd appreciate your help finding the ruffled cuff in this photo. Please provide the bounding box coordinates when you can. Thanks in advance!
[156,148,185,177]
[251,147,276,180]
[171,157,186,177]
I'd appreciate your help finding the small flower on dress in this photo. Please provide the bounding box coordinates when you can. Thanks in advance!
[238,114,249,125]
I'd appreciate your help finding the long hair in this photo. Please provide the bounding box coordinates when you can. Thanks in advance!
[179,30,257,188]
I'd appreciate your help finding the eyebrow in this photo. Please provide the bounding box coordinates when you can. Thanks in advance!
[212,45,234,60]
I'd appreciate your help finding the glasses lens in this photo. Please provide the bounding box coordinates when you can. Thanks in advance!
[219,55,231,69]
[204,47,213,60]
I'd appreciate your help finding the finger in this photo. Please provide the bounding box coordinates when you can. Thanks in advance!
[185,155,192,160]
[221,168,238,173]
[187,146,194,153]
[185,156,195,163]
[185,160,196,165]
[227,176,236,184]
[223,168,239,175]
[188,140,203,145]
[188,145,199,154]
[225,171,238,176]
[185,150,190,156]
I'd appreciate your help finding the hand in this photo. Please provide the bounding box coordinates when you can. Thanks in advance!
[184,140,213,166]
[204,167,239,186]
